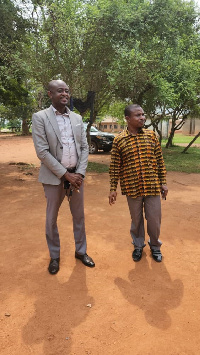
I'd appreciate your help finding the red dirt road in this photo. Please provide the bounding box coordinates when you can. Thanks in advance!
[0,135,200,355]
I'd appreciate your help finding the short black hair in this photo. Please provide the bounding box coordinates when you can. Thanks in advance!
[124,104,141,117]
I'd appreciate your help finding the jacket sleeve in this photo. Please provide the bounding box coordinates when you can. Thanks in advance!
[75,119,89,176]
[32,113,67,179]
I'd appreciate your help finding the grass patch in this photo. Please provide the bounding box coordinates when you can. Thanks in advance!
[9,162,36,175]
[86,147,200,174]
[163,134,200,144]
[87,161,109,173]
[162,146,200,173]
[174,135,200,144]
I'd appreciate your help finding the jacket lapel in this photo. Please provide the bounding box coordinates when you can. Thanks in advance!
[69,111,77,136]
[45,107,63,146]
[69,111,80,147]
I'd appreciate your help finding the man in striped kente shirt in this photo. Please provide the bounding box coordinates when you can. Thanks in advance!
[109,104,168,262]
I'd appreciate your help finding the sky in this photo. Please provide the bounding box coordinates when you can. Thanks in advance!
[192,0,200,8]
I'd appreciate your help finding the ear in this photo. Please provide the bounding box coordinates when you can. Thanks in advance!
[125,115,130,121]
[47,91,52,99]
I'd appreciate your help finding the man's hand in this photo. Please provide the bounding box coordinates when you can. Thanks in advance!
[109,191,117,205]
[161,184,168,199]
[64,172,83,189]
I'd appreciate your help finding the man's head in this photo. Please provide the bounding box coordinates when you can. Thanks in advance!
[47,80,70,111]
[124,104,145,133]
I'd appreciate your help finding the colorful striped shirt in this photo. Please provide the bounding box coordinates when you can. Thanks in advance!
[109,129,167,198]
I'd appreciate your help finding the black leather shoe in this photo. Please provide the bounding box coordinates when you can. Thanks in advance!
[75,252,95,267]
[151,250,162,262]
[48,258,60,274]
[132,248,143,262]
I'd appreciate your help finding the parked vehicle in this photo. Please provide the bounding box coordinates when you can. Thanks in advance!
[84,123,115,154]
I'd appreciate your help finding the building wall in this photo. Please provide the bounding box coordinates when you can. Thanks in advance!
[99,117,126,132]
[182,118,200,135]
[99,116,200,136]
[145,119,169,138]
[99,123,125,132]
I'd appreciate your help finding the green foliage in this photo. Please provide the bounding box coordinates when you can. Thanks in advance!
[99,100,126,123]
[0,117,6,129]
[0,0,31,102]
[0,0,200,141]
[7,119,21,132]
[106,0,200,143]
[0,0,36,134]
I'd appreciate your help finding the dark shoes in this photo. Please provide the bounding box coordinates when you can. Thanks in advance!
[48,253,95,274]
[48,257,60,275]
[75,252,95,267]
[132,248,163,262]
[151,250,162,262]
[132,248,143,262]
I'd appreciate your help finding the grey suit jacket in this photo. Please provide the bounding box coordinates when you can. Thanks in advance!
[32,106,89,185]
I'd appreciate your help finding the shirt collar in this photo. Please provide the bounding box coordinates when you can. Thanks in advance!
[126,128,144,136]
[51,105,70,116]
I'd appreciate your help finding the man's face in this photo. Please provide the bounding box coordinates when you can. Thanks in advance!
[48,81,70,109]
[126,107,146,130]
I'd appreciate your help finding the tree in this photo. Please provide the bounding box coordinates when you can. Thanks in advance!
[0,0,34,134]
[2,0,199,143]
[106,0,200,144]
[24,0,132,118]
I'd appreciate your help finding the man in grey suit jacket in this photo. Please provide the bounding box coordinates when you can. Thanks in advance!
[32,79,95,274]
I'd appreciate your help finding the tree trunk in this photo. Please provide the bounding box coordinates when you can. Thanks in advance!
[154,125,162,144]
[182,132,200,153]
[166,114,176,148]
[166,132,173,148]
[86,123,92,145]
[21,105,31,135]
[22,117,30,135]
[86,93,96,146]
[86,110,97,145]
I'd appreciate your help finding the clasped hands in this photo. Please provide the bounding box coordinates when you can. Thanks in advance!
[64,171,83,190]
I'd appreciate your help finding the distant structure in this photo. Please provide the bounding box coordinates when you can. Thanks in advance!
[99,116,126,133]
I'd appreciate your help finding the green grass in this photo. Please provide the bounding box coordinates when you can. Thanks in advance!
[87,161,109,173]
[162,146,200,173]
[86,144,200,174]
[163,134,200,144]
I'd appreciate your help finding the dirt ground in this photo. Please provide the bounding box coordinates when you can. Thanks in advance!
[0,135,200,355]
